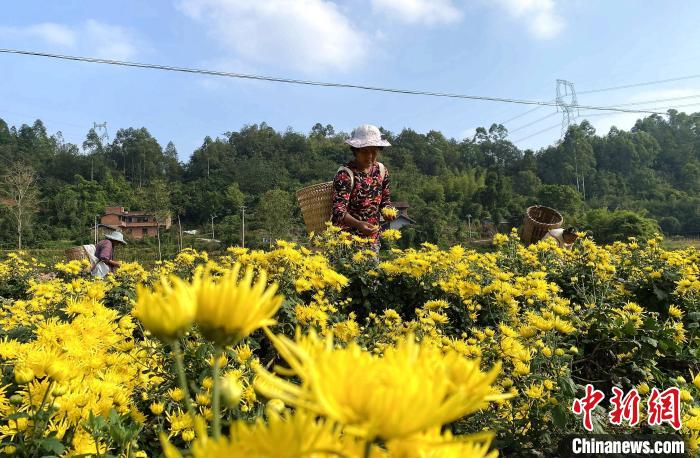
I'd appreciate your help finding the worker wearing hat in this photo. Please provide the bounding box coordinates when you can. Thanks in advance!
[93,230,127,276]
[331,124,396,250]
[542,226,578,249]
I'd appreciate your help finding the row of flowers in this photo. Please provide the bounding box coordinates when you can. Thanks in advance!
[0,228,698,456]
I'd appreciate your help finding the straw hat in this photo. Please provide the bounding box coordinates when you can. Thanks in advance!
[345,124,391,148]
[105,231,127,245]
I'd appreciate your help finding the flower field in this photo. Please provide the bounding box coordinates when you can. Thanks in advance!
[0,227,699,457]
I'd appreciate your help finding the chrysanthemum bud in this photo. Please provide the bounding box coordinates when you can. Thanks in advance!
[265,399,285,418]
[220,374,242,407]
[14,366,34,384]
[149,402,164,416]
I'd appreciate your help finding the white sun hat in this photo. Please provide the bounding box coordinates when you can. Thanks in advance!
[345,124,391,148]
[105,231,127,245]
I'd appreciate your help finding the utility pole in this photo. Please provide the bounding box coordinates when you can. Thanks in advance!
[467,214,472,240]
[241,205,246,248]
[177,214,183,251]
[572,137,581,194]
[211,215,216,240]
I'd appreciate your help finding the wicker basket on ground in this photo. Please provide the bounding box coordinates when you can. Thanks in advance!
[296,182,334,235]
[65,246,88,261]
[520,205,563,245]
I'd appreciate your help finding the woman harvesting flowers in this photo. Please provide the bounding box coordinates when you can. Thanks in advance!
[331,124,397,251]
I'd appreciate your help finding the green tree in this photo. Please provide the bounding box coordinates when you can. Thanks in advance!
[140,179,171,260]
[582,209,660,244]
[1,163,40,249]
[537,184,583,216]
[256,189,295,247]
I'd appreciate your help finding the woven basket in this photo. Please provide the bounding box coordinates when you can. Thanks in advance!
[520,205,563,245]
[297,181,334,234]
[65,246,88,261]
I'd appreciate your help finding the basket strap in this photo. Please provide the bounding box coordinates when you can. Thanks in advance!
[336,163,385,190]
[337,166,354,190]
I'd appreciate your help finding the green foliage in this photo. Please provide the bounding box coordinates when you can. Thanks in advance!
[0,112,699,249]
[537,184,583,217]
[582,209,661,244]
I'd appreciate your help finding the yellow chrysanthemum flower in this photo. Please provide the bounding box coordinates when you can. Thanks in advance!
[668,304,683,319]
[133,276,196,342]
[382,207,398,219]
[381,229,402,241]
[386,429,497,458]
[150,402,164,416]
[160,410,360,458]
[256,330,506,441]
[194,264,284,346]
[692,371,700,390]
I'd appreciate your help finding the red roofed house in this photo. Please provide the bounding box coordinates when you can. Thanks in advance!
[101,206,172,240]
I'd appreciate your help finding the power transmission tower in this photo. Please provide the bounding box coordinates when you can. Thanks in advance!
[555,80,578,139]
[556,80,584,196]
[89,122,109,180]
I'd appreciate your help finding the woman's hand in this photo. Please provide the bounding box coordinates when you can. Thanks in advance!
[358,221,379,236]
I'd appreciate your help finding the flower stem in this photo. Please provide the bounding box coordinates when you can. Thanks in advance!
[28,380,54,456]
[212,347,222,439]
[172,340,195,418]
[363,439,372,458]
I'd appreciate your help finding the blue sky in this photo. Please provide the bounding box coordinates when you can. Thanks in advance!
[2,0,700,161]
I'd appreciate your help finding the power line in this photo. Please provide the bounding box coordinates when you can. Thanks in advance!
[509,112,558,133]
[598,94,700,109]
[0,48,668,116]
[629,101,700,113]
[500,104,547,125]
[513,122,562,143]
[503,74,700,125]
[578,74,700,95]
[577,101,700,119]
[514,102,700,143]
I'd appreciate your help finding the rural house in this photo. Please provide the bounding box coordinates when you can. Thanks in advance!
[101,206,171,240]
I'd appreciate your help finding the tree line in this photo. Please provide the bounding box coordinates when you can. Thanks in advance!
[0,110,698,249]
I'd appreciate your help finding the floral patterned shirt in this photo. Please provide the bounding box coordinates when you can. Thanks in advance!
[331,161,392,242]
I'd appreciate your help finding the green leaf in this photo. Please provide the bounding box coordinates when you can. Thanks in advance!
[558,376,578,397]
[640,336,658,348]
[590,407,609,434]
[40,437,65,454]
[552,404,568,427]
[652,283,668,300]
[688,312,700,322]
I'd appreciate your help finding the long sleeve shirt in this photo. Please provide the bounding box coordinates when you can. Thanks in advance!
[331,161,392,242]
[94,239,114,270]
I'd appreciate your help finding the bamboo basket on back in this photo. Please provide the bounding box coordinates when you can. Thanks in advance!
[520,205,563,245]
[296,182,334,235]
[65,246,88,261]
